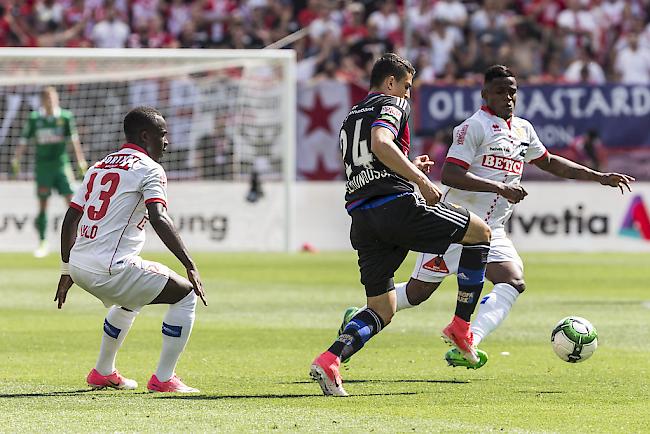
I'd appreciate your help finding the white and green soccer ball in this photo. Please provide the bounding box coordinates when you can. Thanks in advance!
[550,316,598,363]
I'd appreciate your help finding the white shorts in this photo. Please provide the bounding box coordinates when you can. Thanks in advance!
[70,256,170,310]
[411,227,523,283]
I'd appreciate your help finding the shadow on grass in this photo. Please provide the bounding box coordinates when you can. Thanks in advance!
[517,390,564,395]
[156,391,421,400]
[287,378,472,385]
[0,389,97,398]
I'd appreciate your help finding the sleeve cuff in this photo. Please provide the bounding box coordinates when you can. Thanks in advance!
[145,198,167,208]
[445,157,471,170]
[371,120,399,138]
[69,202,84,212]
[529,149,549,164]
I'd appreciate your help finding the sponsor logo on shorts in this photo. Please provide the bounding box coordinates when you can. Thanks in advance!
[423,255,449,273]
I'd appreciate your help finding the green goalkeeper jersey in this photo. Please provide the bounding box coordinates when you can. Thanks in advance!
[21,108,78,167]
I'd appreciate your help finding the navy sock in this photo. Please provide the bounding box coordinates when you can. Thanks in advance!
[455,243,489,321]
[328,308,384,360]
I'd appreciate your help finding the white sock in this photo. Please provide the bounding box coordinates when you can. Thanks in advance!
[155,292,197,382]
[96,306,138,375]
[471,283,520,346]
[356,283,412,314]
[395,282,414,312]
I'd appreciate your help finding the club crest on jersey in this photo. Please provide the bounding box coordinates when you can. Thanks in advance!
[380,105,402,123]
[482,154,523,174]
[513,126,526,140]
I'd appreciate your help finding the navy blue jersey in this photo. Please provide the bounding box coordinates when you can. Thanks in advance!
[340,93,413,206]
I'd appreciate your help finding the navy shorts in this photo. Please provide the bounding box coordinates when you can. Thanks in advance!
[349,193,470,297]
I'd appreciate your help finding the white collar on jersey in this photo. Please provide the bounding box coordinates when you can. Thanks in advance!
[38,107,62,118]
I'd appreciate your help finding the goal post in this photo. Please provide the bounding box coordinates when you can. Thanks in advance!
[0,48,296,252]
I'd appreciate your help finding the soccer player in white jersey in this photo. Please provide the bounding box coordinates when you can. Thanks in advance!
[340,65,634,369]
[54,106,207,392]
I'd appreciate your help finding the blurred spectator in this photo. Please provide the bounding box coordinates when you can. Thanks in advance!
[131,0,161,29]
[308,1,341,43]
[367,0,400,41]
[341,2,367,46]
[298,0,320,28]
[176,20,207,48]
[564,46,606,83]
[614,30,650,83]
[34,0,64,34]
[165,0,193,37]
[428,17,463,76]
[556,0,601,59]
[90,2,129,48]
[3,0,650,86]
[129,14,174,48]
[566,129,607,171]
[431,0,467,30]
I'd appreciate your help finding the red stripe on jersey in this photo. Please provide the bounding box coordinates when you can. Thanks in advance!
[70,202,84,212]
[445,157,470,169]
[145,198,167,208]
[398,122,410,155]
[529,149,549,164]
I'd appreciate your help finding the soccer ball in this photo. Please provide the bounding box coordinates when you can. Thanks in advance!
[550,316,598,363]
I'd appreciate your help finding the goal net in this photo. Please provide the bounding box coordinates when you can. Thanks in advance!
[0,48,296,251]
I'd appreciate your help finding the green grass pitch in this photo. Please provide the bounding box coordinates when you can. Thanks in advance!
[1,252,649,432]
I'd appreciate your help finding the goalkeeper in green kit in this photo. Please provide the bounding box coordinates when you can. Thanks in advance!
[12,86,88,258]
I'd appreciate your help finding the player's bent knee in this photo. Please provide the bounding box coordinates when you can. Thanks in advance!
[150,272,193,305]
[510,280,526,293]
[406,278,438,305]
[460,213,491,245]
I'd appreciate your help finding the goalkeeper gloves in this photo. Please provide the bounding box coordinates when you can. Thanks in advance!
[77,160,88,177]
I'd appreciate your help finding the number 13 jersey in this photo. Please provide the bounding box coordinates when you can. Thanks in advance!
[341,92,412,207]
[69,143,168,274]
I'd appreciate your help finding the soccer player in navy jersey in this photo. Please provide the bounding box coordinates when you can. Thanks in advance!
[309,53,493,396]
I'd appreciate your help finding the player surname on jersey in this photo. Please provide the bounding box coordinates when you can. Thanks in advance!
[345,168,391,193]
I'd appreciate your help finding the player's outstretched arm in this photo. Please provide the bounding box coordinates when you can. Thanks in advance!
[147,202,207,306]
[533,153,634,194]
[441,162,528,204]
[55,207,83,309]
[370,126,442,204]
[70,135,88,175]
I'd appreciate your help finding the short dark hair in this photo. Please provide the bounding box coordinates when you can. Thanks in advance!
[484,65,514,84]
[370,53,416,89]
[123,106,163,142]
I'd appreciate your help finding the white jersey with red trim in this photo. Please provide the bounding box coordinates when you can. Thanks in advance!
[443,107,547,229]
[69,143,168,274]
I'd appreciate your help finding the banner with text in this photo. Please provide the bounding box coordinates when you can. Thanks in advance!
[416,84,650,149]
[1,182,649,253]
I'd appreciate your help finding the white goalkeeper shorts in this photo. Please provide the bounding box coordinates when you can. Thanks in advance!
[411,227,523,283]
[70,256,170,310]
